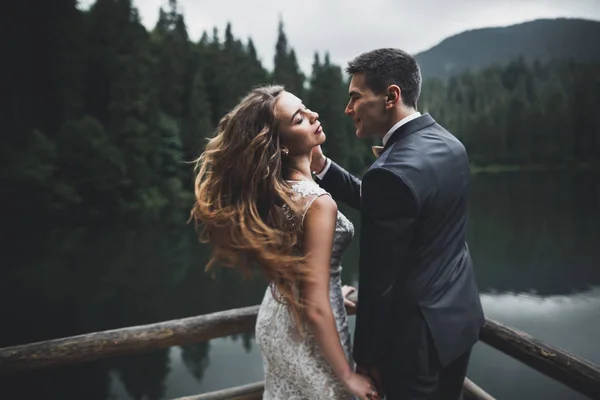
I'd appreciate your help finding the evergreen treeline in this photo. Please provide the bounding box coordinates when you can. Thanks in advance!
[3,0,599,219]
[420,58,600,166]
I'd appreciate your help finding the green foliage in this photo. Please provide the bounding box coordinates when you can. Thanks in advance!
[57,116,127,213]
[308,53,351,168]
[272,20,305,98]
[4,2,599,220]
[420,59,600,166]
[0,130,81,213]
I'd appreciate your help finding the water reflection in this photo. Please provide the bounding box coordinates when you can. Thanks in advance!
[105,288,600,400]
[467,171,600,296]
[0,218,267,399]
[181,342,210,382]
[0,171,598,399]
[114,349,170,400]
[470,288,600,400]
[108,340,264,400]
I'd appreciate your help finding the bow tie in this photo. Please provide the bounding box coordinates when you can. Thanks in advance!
[372,145,384,158]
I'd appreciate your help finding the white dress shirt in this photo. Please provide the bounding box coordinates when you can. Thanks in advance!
[315,112,422,179]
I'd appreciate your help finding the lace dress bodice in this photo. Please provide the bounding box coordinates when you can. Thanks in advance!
[255,180,356,400]
[285,180,354,272]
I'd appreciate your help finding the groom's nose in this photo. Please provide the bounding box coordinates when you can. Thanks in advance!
[345,102,353,116]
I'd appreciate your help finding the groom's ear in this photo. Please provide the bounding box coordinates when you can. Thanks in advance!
[385,85,401,108]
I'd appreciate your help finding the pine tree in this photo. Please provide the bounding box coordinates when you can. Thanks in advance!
[181,68,213,161]
[307,52,349,167]
[152,0,189,120]
[247,38,269,86]
[272,20,305,97]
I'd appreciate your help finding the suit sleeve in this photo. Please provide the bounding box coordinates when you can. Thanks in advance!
[315,159,362,210]
[352,167,419,367]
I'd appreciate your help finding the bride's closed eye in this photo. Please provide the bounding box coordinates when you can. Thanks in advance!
[294,108,309,125]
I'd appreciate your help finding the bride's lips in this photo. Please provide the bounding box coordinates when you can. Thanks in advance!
[314,124,322,134]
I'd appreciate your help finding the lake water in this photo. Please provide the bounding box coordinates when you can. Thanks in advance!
[1,171,599,399]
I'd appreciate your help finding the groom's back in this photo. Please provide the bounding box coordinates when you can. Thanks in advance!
[379,119,484,368]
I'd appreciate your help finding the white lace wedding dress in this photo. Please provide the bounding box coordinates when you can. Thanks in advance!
[255,180,356,399]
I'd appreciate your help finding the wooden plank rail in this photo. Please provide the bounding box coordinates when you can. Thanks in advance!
[172,381,264,400]
[0,305,258,374]
[171,378,495,400]
[480,319,600,399]
[463,377,496,400]
[1,299,599,398]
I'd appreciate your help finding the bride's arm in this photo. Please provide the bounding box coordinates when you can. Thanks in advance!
[301,195,375,400]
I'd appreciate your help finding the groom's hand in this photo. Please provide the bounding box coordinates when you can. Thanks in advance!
[369,366,384,397]
[342,285,357,312]
[310,145,327,174]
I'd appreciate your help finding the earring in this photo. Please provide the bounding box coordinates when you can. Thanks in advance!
[282,148,289,156]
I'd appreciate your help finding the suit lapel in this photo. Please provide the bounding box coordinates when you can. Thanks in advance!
[364,114,436,197]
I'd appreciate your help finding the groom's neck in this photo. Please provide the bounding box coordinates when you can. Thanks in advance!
[384,106,417,133]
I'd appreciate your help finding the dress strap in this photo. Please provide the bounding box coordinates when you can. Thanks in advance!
[288,180,331,222]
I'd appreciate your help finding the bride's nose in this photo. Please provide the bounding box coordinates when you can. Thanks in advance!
[309,110,319,123]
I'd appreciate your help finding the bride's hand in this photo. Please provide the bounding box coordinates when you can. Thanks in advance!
[342,285,357,310]
[343,371,380,400]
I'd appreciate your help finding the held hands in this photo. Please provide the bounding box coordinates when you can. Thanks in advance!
[342,285,357,313]
[357,365,385,399]
[343,371,380,400]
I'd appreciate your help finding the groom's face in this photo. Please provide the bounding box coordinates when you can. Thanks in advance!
[345,73,387,138]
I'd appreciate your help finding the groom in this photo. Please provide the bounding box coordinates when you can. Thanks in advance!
[311,48,485,399]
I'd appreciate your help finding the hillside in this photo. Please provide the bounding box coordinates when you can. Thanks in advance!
[415,18,600,80]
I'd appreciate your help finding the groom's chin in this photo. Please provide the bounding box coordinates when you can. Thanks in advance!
[355,129,367,139]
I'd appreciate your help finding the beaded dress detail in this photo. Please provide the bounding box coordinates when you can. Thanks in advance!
[255,180,355,399]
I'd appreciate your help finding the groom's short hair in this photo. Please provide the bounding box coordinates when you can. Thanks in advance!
[346,48,421,109]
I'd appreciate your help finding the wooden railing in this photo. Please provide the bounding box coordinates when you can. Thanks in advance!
[1,297,599,399]
[166,378,494,400]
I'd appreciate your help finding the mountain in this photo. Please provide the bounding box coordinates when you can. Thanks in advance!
[415,18,600,80]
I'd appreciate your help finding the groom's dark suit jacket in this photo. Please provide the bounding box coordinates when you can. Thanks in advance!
[317,114,485,369]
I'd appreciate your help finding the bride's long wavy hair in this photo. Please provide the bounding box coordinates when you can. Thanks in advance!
[191,85,309,327]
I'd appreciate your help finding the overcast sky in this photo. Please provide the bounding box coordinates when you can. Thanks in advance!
[79,0,600,74]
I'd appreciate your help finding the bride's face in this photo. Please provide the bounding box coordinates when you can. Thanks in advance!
[275,91,325,156]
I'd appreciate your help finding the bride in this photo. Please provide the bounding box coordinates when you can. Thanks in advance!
[191,85,379,400]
